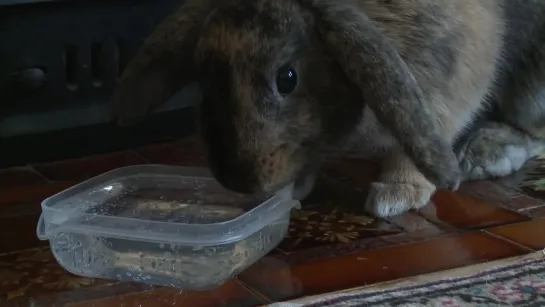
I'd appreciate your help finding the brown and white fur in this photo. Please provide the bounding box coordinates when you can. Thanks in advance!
[112,0,545,217]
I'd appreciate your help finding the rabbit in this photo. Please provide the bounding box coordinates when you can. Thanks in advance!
[112,0,545,217]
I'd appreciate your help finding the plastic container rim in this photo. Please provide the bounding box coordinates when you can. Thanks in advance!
[36,164,299,245]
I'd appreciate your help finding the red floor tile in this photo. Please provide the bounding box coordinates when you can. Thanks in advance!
[135,138,207,166]
[0,168,47,188]
[460,181,544,211]
[0,212,46,253]
[7,283,148,307]
[32,151,146,181]
[0,202,41,218]
[385,212,445,233]
[524,206,545,218]
[378,226,445,245]
[238,232,526,302]
[65,281,264,307]
[0,181,75,207]
[418,190,528,229]
[0,182,76,252]
[487,219,545,250]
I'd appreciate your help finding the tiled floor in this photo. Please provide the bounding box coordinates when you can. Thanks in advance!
[1,136,544,306]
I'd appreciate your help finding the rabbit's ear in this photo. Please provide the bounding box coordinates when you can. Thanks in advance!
[302,0,460,190]
[112,2,208,127]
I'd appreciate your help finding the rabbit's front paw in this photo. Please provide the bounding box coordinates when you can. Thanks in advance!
[364,181,434,217]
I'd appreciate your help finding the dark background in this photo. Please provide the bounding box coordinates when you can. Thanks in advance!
[0,0,197,167]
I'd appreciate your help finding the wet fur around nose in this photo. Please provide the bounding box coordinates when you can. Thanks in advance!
[112,0,545,217]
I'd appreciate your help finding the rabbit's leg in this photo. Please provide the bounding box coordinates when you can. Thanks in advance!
[457,41,545,180]
[365,148,436,217]
[457,122,545,180]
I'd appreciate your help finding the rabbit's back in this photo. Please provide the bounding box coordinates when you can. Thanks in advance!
[355,0,504,141]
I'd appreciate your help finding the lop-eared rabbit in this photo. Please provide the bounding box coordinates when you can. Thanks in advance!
[112,0,545,217]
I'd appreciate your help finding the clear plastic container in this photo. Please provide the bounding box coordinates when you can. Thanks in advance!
[36,165,299,290]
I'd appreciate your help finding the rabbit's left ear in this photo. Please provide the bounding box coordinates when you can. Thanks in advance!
[112,1,209,127]
[300,0,460,190]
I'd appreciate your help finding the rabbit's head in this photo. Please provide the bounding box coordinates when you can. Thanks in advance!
[113,0,461,195]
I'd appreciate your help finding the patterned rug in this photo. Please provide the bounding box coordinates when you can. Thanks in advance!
[274,252,545,307]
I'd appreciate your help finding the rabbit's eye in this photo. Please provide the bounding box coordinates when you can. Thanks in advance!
[276,66,297,95]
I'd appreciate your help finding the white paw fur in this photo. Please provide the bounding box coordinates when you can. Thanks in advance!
[364,181,435,217]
